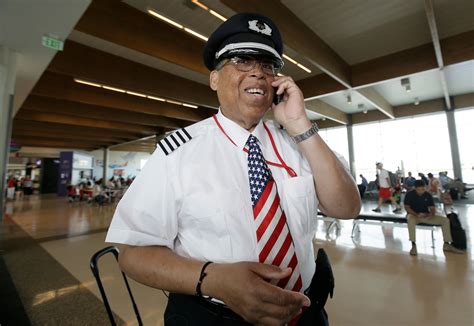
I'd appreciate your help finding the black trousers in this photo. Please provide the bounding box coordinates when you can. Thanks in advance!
[164,293,329,326]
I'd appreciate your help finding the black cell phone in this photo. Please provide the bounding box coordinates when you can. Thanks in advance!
[273,87,283,105]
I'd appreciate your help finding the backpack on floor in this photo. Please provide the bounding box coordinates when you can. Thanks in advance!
[449,188,459,200]
[447,212,467,250]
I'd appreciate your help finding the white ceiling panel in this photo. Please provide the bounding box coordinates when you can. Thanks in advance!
[372,69,444,106]
[445,61,474,96]
[318,90,377,114]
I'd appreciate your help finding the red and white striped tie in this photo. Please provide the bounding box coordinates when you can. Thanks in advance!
[247,135,302,292]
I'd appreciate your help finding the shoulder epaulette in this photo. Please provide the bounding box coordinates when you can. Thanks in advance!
[158,128,192,156]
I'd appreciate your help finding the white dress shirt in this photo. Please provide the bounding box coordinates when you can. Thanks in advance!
[106,110,341,292]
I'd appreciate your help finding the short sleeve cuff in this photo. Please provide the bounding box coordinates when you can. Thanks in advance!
[105,228,174,249]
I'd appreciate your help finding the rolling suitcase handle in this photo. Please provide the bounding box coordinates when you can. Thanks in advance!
[90,246,143,326]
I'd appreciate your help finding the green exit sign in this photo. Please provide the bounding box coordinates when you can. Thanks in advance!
[42,35,64,51]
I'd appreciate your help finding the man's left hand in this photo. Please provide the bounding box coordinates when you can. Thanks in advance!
[271,76,311,137]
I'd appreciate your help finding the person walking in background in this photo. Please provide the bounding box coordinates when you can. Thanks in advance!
[373,162,402,213]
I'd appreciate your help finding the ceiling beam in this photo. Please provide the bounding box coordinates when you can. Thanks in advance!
[12,137,101,151]
[12,120,143,140]
[318,93,473,129]
[12,135,116,147]
[15,110,158,134]
[75,0,208,74]
[30,72,212,122]
[221,0,351,87]
[47,41,218,108]
[305,100,349,125]
[298,74,346,100]
[22,95,188,129]
[357,87,395,119]
[11,129,126,144]
[351,31,473,87]
[424,0,451,109]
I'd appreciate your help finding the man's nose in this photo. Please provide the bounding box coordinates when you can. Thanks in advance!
[249,62,266,78]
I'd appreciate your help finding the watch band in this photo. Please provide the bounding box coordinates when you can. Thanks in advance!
[292,122,319,143]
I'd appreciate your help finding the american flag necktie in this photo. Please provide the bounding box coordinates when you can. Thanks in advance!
[247,135,302,292]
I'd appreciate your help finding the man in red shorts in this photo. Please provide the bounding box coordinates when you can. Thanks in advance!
[372,162,402,213]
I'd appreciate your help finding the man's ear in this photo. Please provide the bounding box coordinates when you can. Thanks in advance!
[210,70,219,91]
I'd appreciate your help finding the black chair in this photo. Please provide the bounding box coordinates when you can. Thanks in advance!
[90,246,143,326]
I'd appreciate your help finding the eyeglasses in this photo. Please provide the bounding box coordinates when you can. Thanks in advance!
[216,55,282,76]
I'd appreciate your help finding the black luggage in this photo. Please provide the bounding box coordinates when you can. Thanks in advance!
[447,212,467,250]
[449,188,459,200]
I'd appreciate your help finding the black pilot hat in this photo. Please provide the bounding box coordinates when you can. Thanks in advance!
[203,12,284,71]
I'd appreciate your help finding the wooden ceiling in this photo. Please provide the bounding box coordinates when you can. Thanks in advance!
[12,0,474,152]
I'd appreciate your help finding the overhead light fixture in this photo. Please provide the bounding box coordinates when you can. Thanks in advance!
[183,103,198,109]
[209,10,227,22]
[414,97,420,105]
[363,110,368,114]
[296,63,312,73]
[183,27,208,41]
[347,95,352,104]
[148,95,166,102]
[191,0,208,10]
[126,91,147,98]
[103,85,126,93]
[147,8,209,42]
[401,78,411,93]
[282,54,298,65]
[358,103,368,114]
[74,79,101,88]
[73,78,198,109]
[147,9,183,29]
[322,117,326,121]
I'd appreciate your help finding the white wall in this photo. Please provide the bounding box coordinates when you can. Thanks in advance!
[90,150,151,180]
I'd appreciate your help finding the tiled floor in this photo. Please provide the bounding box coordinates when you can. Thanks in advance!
[1,194,473,325]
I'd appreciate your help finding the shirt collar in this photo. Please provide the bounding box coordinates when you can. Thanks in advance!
[216,109,267,150]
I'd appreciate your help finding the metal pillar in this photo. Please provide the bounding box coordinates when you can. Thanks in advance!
[346,115,356,179]
[0,47,16,221]
[102,147,109,183]
[445,103,462,179]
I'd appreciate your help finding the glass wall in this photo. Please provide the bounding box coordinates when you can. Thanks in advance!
[455,107,474,183]
[319,126,349,164]
[352,112,453,183]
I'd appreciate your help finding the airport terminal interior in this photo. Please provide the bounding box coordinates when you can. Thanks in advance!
[1,0,473,325]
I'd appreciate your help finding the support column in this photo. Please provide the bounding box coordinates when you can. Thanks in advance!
[346,115,356,179]
[102,147,109,183]
[0,47,17,221]
[445,104,462,179]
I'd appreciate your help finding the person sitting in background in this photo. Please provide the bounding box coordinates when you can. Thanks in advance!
[403,172,416,191]
[439,171,468,199]
[427,173,441,197]
[358,174,368,198]
[67,184,78,202]
[404,180,464,256]
[93,181,107,205]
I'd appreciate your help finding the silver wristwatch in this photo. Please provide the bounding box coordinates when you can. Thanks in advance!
[292,122,319,143]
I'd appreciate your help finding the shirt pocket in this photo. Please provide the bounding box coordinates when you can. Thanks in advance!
[180,189,242,261]
[280,175,318,236]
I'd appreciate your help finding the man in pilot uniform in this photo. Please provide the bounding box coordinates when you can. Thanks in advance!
[106,12,360,326]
